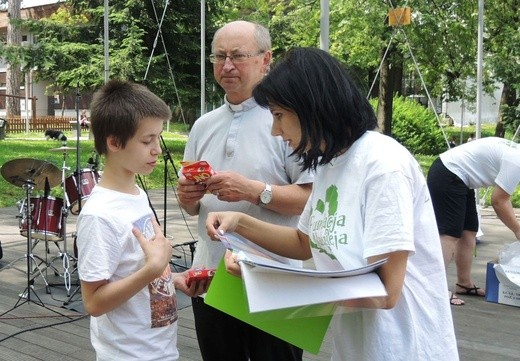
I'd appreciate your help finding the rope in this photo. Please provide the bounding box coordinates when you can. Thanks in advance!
[370,0,451,149]
[145,0,190,134]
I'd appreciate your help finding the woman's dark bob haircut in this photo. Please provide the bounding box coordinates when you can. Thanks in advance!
[253,47,377,171]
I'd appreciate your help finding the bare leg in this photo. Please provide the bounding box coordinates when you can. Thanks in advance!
[440,234,459,269]
[441,234,465,305]
[454,230,485,296]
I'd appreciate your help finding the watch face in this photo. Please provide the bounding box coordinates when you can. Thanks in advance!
[260,190,272,204]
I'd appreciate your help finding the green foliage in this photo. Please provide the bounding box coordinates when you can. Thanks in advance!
[371,96,446,155]
[485,0,520,86]
[2,0,209,123]
[501,103,520,135]
[406,1,480,100]
[443,123,503,145]
[2,0,519,141]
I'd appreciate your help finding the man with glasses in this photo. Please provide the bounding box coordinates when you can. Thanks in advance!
[177,20,312,361]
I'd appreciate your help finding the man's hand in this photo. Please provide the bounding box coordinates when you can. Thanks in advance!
[205,171,262,204]
[177,176,207,215]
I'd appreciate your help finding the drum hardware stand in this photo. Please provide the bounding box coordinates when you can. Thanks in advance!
[63,231,81,306]
[48,150,76,296]
[62,91,87,305]
[0,182,68,319]
[0,187,51,288]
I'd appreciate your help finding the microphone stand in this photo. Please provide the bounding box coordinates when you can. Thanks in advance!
[160,135,178,236]
[158,135,197,267]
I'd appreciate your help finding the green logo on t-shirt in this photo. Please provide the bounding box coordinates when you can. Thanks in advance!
[310,185,347,260]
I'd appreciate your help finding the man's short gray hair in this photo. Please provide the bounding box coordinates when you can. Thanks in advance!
[211,21,271,52]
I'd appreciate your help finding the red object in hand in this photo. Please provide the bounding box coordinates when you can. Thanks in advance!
[181,161,215,183]
[186,268,216,286]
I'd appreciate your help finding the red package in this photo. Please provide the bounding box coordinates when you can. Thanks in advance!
[186,268,216,286]
[181,161,215,183]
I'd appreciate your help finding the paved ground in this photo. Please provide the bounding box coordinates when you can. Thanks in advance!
[0,189,519,360]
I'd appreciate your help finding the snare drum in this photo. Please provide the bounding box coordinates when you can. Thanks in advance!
[65,169,101,215]
[19,196,64,241]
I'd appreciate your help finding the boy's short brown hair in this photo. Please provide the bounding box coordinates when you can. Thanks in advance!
[89,80,172,155]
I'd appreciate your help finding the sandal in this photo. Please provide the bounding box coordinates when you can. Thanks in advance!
[449,291,465,306]
[455,283,485,297]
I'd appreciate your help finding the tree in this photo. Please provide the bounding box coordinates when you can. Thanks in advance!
[5,0,22,116]
[5,0,211,124]
[485,0,520,137]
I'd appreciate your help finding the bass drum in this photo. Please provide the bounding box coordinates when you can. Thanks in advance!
[19,196,64,241]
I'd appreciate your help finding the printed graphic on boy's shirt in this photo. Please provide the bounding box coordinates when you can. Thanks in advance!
[133,215,178,328]
[309,185,348,260]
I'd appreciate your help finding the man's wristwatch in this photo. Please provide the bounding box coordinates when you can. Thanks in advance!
[259,183,273,207]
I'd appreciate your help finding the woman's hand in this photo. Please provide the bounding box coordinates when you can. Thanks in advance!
[206,211,241,240]
[224,249,242,277]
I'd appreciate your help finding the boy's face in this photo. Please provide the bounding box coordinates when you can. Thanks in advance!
[111,117,163,176]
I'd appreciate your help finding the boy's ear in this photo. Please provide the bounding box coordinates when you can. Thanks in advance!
[106,135,121,152]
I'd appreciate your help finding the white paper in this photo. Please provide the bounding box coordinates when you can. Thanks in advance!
[218,232,292,264]
[218,233,388,313]
[494,264,520,287]
[238,252,387,278]
[240,262,387,313]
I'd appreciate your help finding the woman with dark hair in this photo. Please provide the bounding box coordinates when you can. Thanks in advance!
[206,48,458,360]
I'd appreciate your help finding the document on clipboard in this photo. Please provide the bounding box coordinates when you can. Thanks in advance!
[218,233,388,313]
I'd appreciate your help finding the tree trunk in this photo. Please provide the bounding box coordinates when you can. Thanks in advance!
[6,0,22,117]
[377,48,393,135]
[391,58,403,96]
[494,82,516,138]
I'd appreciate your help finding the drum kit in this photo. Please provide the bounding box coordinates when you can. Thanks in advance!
[0,144,100,308]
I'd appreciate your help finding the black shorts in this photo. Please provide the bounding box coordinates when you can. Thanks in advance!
[427,157,479,237]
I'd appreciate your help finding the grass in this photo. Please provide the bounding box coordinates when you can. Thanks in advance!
[0,123,188,208]
[1,122,519,208]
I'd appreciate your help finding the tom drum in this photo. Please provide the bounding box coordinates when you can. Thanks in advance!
[65,169,100,215]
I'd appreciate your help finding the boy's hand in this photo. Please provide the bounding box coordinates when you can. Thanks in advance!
[132,218,172,278]
[174,268,211,297]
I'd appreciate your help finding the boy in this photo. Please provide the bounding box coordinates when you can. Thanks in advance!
[76,80,205,360]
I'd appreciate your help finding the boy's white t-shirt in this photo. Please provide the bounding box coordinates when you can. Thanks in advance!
[77,186,179,361]
[298,131,459,361]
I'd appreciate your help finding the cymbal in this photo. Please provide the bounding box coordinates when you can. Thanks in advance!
[49,146,77,152]
[1,158,61,190]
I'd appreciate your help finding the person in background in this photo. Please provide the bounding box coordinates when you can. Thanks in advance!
[206,47,459,361]
[76,80,207,360]
[80,109,90,130]
[177,21,312,361]
[427,136,520,305]
[449,136,457,148]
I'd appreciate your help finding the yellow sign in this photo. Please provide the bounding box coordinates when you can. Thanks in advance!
[389,7,411,26]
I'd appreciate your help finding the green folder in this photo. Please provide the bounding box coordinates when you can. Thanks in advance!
[204,260,333,354]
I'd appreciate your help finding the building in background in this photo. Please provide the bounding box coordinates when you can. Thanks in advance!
[0,0,88,118]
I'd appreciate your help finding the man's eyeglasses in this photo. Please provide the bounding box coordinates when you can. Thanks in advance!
[209,51,265,64]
